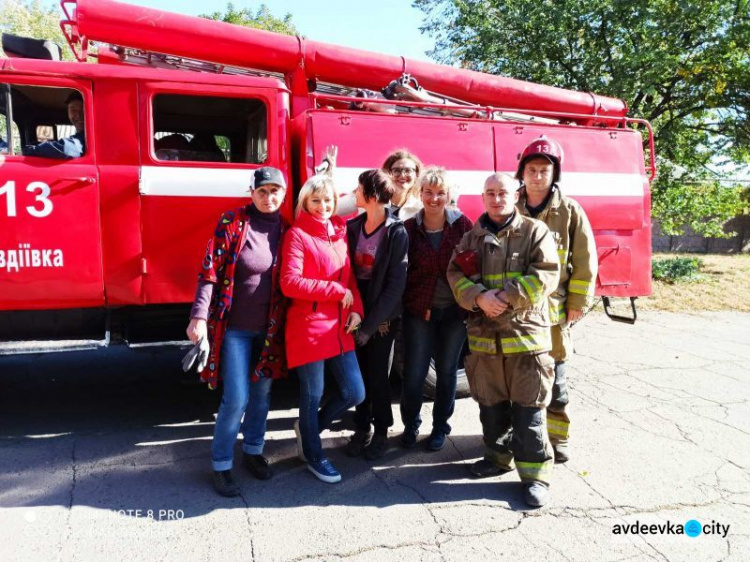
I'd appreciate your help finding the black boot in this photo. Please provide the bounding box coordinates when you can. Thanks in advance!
[212,470,240,497]
[243,454,273,480]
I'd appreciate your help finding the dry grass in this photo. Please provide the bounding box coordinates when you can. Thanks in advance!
[638,253,750,312]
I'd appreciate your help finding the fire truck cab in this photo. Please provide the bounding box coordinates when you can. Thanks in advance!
[0,0,655,355]
[0,57,290,349]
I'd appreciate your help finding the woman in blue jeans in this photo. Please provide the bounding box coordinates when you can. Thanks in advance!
[187,166,289,497]
[280,172,365,483]
[400,167,473,450]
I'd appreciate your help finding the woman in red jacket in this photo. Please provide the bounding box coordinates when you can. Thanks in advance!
[280,173,366,484]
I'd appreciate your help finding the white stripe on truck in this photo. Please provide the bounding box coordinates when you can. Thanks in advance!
[140,166,255,197]
[139,166,645,199]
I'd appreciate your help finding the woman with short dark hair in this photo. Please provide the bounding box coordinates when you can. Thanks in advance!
[344,169,409,460]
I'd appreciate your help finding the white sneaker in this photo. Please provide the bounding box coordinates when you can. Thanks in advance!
[293,419,306,462]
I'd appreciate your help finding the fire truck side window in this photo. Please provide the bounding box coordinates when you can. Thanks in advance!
[152,94,267,164]
[0,84,84,158]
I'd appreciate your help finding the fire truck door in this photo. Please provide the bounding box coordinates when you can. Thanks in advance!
[137,84,282,305]
[0,79,104,311]
[306,111,494,221]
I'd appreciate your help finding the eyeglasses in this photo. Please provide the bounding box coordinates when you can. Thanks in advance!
[390,167,416,177]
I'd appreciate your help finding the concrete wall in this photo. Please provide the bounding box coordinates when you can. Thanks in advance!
[652,215,750,253]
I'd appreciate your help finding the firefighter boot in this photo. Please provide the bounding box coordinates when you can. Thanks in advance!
[511,404,554,506]
[471,402,515,477]
[548,362,570,463]
[524,481,550,507]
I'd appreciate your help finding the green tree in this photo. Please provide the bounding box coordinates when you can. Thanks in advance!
[200,2,299,36]
[415,0,749,237]
[0,0,72,60]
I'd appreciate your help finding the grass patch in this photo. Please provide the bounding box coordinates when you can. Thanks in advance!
[640,253,750,312]
[652,256,704,283]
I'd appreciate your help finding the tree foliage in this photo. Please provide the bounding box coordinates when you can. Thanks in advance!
[200,2,299,36]
[0,0,72,60]
[414,0,749,236]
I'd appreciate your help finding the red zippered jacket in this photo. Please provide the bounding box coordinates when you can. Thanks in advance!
[280,211,364,369]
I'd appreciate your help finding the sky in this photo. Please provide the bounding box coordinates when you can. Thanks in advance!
[126,0,438,63]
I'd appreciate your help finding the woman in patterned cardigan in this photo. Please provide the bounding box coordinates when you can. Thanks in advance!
[186,166,289,498]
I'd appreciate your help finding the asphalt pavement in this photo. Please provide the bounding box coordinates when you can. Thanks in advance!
[0,311,748,562]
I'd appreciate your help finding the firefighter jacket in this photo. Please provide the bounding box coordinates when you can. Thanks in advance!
[517,186,598,324]
[447,212,560,356]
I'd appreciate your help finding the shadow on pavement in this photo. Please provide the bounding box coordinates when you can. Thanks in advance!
[0,346,532,517]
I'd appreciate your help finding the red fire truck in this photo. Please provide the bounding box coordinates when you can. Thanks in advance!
[0,0,654,363]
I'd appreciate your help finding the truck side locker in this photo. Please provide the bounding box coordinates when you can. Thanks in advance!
[306,110,495,217]
[493,124,652,303]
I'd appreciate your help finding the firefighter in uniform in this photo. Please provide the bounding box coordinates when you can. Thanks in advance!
[447,173,560,507]
[515,136,598,463]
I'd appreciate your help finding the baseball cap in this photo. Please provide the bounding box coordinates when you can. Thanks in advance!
[253,167,286,190]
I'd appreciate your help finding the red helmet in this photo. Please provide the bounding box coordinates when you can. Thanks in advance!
[516,135,564,183]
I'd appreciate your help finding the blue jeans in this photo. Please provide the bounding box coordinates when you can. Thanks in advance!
[296,351,365,462]
[400,305,467,435]
[211,329,273,471]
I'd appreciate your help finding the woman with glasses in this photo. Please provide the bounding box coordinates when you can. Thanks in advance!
[400,167,473,451]
[381,149,423,220]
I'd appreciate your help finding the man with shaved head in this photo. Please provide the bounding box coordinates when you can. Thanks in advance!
[447,173,560,507]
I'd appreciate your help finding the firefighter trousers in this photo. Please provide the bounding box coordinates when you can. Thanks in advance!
[547,361,570,446]
[465,346,555,485]
[479,401,554,484]
[549,324,572,446]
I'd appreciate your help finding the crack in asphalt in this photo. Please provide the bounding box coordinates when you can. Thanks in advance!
[445,434,466,463]
[519,527,575,562]
[369,466,447,558]
[290,540,442,561]
[236,486,256,562]
[59,437,78,562]
[634,536,671,562]
[295,513,531,561]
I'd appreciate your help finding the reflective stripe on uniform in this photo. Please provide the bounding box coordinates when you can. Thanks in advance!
[547,419,569,438]
[484,274,504,289]
[454,277,474,297]
[484,271,522,289]
[500,333,551,354]
[468,335,497,355]
[519,275,543,304]
[549,301,567,324]
[557,248,567,264]
[516,460,553,483]
[569,279,593,296]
